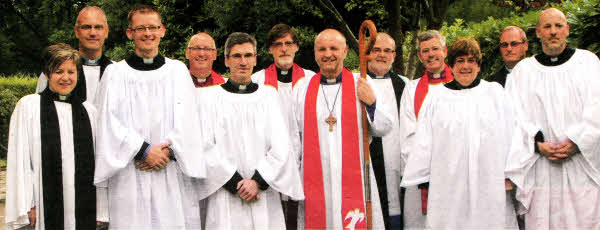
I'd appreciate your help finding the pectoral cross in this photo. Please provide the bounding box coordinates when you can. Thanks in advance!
[325,113,337,132]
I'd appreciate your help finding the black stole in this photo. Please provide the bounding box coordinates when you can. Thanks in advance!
[71,55,112,101]
[369,72,406,229]
[40,88,96,229]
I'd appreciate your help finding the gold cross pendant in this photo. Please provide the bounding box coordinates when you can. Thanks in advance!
[325,113,337,132]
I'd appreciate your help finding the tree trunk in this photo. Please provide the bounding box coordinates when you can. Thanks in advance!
[313,0,359,51]
[387,0,405,74]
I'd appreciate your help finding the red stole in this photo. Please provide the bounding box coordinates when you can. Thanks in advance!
[413,64,454,118]
[303,68,366,229]
[264,63,305,89]
[190,70,225,88]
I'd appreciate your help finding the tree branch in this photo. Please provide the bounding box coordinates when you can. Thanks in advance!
[313,0,359,51]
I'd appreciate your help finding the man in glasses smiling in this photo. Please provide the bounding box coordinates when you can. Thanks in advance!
[186,32,225,88]
[36,6,113,103]
[488,26,528,87]
[93,4,206,229]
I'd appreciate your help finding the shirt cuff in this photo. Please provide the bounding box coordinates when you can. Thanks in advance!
[223,172,243,194]
[135,142,150,161]
[251,170,269,190]
[366,101,376,121]
[534,130,545,154]
[167,147,176,161]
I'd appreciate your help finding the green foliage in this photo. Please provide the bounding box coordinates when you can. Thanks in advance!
[441,0,599,78]
[0,74,38,157]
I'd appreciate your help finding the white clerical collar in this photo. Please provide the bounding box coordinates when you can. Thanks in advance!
[82,56,100,66]
[326,78,337,84]
[196,78,207,83]
[280,70,289,75]
[550,57,559,62]
[143,58,154,64]
[505,66,513,73]
[375,75,385,79]
[432,73,441,79]
[58,95,68,101]
[239,84,247,91]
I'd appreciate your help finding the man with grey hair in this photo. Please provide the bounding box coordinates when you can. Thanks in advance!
[398,29,453,230]
[186,32,225,87]
[197,32,304,230]
[367,32,408,230]
[36,5,113,103]
[505,8,600,230]
[488,26,529,87]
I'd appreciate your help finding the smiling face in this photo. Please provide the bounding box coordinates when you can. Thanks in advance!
[48,59,78,96]
[74,8,109,59]
[537,8,569,56]
[417,37,447,74]
[126,12,165,58]
[368,34,396,76]
[499,28,528,68]
[225,42,256,84]
[269,33,299,70]
[451,54,480,87]
[314,29,347,78]
[186,33,217,74]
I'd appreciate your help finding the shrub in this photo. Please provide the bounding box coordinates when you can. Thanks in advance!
[0,74,37,158]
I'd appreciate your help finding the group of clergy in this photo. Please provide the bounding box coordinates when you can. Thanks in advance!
[5,3,600,230]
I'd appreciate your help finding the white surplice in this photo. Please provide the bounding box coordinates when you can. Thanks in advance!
[397,79,446,230]
[370,74,406,218]
[252,67,316,158]
[195,85,304,230]
[93,57,205,230]
[293,73,393,229]
[36,62,112,103]
[401,80,518,230]
[5,94,108,230]
[505,49,600,230]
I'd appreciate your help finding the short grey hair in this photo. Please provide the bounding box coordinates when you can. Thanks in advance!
[501,26,527,41]
[224,32,257,57]
[416,30,446,51]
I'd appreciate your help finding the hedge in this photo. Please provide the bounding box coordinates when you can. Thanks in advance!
[0,74,38,158]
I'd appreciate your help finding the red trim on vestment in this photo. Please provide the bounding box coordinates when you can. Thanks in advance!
[264,63,306,89]
[413,64,454,118]
[303,68,366,229]
[190,70,225,88]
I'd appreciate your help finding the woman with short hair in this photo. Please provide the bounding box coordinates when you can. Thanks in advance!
[5,43,105,230]
[401,37,518,230]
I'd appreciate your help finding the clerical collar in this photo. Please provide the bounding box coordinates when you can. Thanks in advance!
[82,56,100,66]
[367,70,392,79]
[277,66,293,83]
[444,78,481,90]
[196,78,207,83]
[40,88,72,102]
[535,47,575,66]
[320,72,342,85]
[221,79,258,94]
[126,54,166,71]
[505,66,513,73]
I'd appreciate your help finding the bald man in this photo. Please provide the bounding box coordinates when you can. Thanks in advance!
[489,26,529,87]
[293,28,393,229]
[505,8,600,230]
[36,6,113,103]
[186,32,225,87]
[366,32,408,230]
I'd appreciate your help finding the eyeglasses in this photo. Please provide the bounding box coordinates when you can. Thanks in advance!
[271,41,296,48]
[500,41,525,48]
[228,53,255,60]
[78,25,105,30]
[188,46,216,52]
[130,25,162,33]
[371,48,395,54]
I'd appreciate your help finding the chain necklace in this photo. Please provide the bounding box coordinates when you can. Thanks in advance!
[321,83,342,132]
